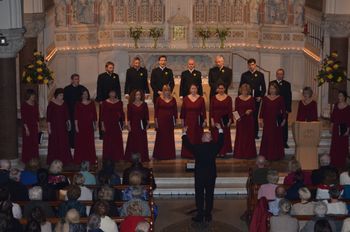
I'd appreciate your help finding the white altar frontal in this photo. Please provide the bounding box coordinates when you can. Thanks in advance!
[42,0,313,107]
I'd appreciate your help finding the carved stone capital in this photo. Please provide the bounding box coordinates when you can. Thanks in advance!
[0,28,25,58]
[324,14,350,37]
[23,13,46,38]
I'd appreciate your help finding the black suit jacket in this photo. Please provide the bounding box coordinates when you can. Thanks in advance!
[124,67,150,95]
[180,69,203,97]
[240,70,266,98]
[270,80,292,112]
[63,84,87,118]
[96,72,121,102]
[150,67,174,100]
[208,66,232,96]
[182,132,224,179]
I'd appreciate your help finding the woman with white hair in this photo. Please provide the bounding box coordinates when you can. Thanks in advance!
[23,186,55,219]
[54,208,86,232]
[270,199,299,232]
[291,187,314,215]
[79,161,96,185]
[300,201,336,232]
[47,160,69,190]
[257,169,279,200]
[119,186,151,217]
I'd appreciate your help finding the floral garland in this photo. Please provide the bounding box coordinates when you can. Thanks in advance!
[317,51,348,86]
[22,51,54,85]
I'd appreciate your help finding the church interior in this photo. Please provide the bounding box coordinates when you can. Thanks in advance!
[1,0,350,231]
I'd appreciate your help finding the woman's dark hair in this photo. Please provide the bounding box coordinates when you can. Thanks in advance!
[29,207,46,224]
[80,89,91,101]
[25,89,37,101]
[293,169,304,183]
[268,82,280,95]
[97,171,111,186]
[92,200,109,217]
[338,90,348,99]
[129,89,145,104]
[54,88,64,98]
[216,82,226,89]
[24,220,41,232]
[158,55,167,61]
[36,168,49,185]
[314,219,333,232]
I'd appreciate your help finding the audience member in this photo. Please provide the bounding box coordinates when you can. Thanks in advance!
[7,168,29,201]
[28,207,52,232]
[123,153,156,190]
[122,171,148,201]
[23,186,54,219]
[324,187,348,215]
[48,160,69,190]
[80,161,96,185]
[93,171,121,201]
[300,201,336,232]
[340,165,350,185]
[284,159,312,185]
[0,159,11,184]
[54,209,86,232]
[268,186,286,216]
[93,200,119,232]
[311,154,339,185]
[58,185,86,218]
[0,200,23,232]
[120,186,151,217]
[20,158,40,185]
[251,156,269,184]
[314,219,333,232]
[87,214,103,232]
[90,186,119,217]
[72,173,92,200]
[98,160,121,185]
[342,218,350,232]
[35,168,56,201]
[135,221,150,232]
[257,169,279,200]
[0,187,22,220]
[24,220,41,232]
[285,169,305,200]
[316,170,342,200]
[291,187,315,215]
[120,216,148,232]
[270,199,299,232]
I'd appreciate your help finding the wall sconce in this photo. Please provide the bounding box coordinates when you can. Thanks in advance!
[0,33,9,46]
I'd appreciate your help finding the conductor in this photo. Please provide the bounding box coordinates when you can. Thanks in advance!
[182,123,224,223]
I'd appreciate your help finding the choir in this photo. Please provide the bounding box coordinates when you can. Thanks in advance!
[20,57,350,166]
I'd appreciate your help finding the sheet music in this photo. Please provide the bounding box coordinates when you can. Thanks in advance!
[233,111,240,121]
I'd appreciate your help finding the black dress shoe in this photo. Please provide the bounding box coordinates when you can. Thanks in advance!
[204,214,212,222]
[284,144,289,148]
[192,215,203,223]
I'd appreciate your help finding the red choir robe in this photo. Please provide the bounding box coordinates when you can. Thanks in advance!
[296,100,318,121]
[21,102,39,163]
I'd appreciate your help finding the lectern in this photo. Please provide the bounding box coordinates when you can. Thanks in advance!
[292,121,322,170]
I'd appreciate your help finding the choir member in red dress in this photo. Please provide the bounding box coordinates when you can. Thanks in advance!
[180,84,206,159]
[125,90,150,162]
[329,91,350,168]
[259,82,286,161]
[234,83,257,159]
[74,89,97,165]
[153,85,178,160]
[46,88,72,164]
[296,86,318,121]
[21,89,40,164]
[100,89,125,162]
[210,83,233,157]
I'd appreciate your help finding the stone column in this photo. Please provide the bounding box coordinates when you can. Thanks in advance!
[0,28,25,160]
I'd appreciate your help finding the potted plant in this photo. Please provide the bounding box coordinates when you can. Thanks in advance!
[197,27,212,48]
[215,27,230,49]
[22,51,54,85]
[129,27,143,48]
[149,27,164,49]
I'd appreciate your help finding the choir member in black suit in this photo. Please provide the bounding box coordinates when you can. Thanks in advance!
[270,68,292,148]
[240,58,266,139]
[124,57,150,98]
[96,61,121,102]
[150,55,174,103]
[182,123,224,223]
[180,58,203,97]
[208,55,232,97]
[63,73,87,148]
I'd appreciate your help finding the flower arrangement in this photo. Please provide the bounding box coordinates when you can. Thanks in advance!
[22,51,54,85]
[197,27,212,48]
[129,27,143,48]
[149,27,164,49]
[316,51,348,86]
[215,27,230,48]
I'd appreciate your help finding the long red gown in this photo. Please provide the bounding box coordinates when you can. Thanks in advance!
[259,96,286,161]
[180,96,206,158]
[153,97,177,160]
[329,104,350,168]
[74,101,97,164]
[210,96,233,155]
[21,102,39,163]
[125,102,150,162]
[46,101,72,164]
[296,100,318,121]
[234,96,257,159]
[100,100,125,162]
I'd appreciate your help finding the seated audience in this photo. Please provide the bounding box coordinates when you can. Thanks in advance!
[120,186,151,217]
[93,172,121,201]
[71,173,92,200]
[48,160,69,190]
[98,160,121,185]
[300,201,336,232]
[0,199,23,232]
[54,208,86,232]
[122,171,148,201]
[284,159,312,185]
[7,168,29,201]
[340,165,350,185]
[324,187,348,215]
[270,199,299,232]
[342,218,350,232]
[20,158,40,186]
[135,221,150,232]
[0,187,22,220]
[285,169,305,200]
[314,219,333,232]
[120,215,149,232]
[316,169,342,200]
[257,169,279,200]
[93,200,119,232]
[35,168,56,201]
[311,154,339,185]
[23,186,54,219]
[25,220,41,232]
[0,159,11,184]
[90,186,119,217]
[123,153,156,190]
[291,187,315,215]
[28,207,52,232]
[269,186,286,216]
[80,161,96,185]
[87,214,103,232]
[251,156,269,185]
[58,185,86,218]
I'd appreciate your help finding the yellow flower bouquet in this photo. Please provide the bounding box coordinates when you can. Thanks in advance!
[22,51,54,85]
[317,51,348,86]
